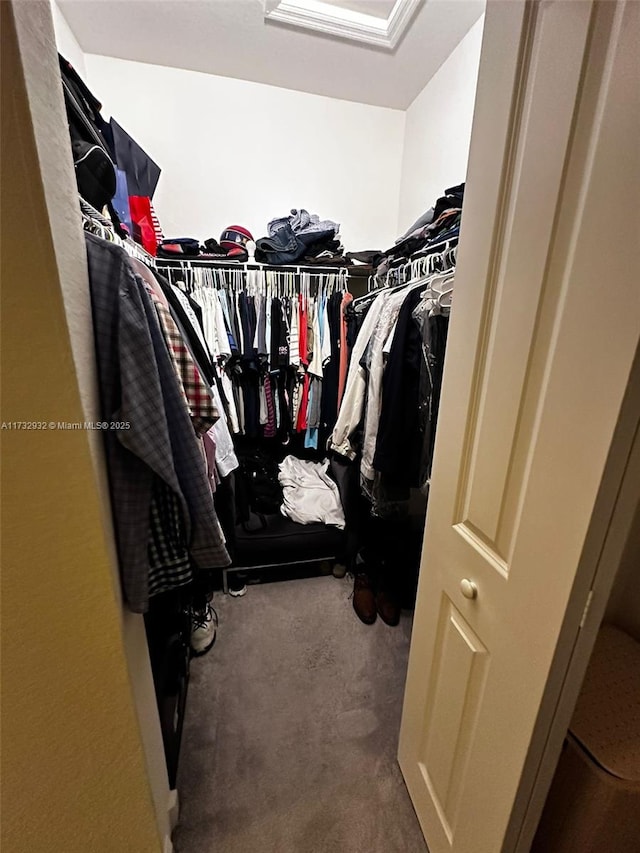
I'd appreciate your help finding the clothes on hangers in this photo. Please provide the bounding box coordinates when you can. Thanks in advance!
[330,252,455,511]
[168,282,240,477]
[360,183,464,289]
[372,288,424,485]
[85,233,231,612]
[146,285,219,436]
[413,306,450,491]
[84,206,239,606]
[360,283,424,483]
[147,477,192,600]
[319,291,343,448]
[330,291,389,461]
[304,298,324,449]
[154,275,216,385]
[164,265,351,448]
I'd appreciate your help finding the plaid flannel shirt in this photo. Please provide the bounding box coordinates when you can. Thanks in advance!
[148,288,219,436]
[148,476,192,598]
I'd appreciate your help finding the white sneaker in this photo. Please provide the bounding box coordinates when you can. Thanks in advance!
[190,604,218,656]
[228,575,247,597]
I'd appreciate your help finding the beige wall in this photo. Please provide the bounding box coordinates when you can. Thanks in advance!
[1,3,162,850]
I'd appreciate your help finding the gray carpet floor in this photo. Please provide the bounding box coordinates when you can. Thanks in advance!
[173,575,428,853]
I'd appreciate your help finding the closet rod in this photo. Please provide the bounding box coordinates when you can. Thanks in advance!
[155,257,352,276]
[391,233,459,265]
[360,234,458,299]
[79,196,113,227]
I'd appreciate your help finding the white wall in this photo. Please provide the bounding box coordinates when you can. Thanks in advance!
[51,0,86,78]
[84,55,405,251]
[397,14,485,235]
[52,5,485,249]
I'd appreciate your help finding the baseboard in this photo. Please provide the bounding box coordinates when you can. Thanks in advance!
[168,788,179,832]
[162,788,179,852]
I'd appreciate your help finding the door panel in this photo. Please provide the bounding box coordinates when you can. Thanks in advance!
[459,0,593,552]
[418,597,489,842]
[399,2,640,852]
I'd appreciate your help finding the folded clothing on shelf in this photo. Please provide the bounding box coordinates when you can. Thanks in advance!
[157,228,254,263]
[256,208,340,266]
[256,223,336,265]
[359,182,465,283]
[157,237,201,258]
[268,208,339,239]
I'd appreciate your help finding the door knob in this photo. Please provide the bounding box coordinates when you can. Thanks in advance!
[460,579,478,600]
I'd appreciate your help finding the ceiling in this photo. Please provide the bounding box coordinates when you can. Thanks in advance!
[58,0,484,110]
[263,0,421,50]
[322,0,397,18]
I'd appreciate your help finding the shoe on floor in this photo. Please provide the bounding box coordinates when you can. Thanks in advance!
[353,573,377,625]
[332,562,347,579]
[376,589,401,627]
[190,603,218,656]
[228,576,247,597]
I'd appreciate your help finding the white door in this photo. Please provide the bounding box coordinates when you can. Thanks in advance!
[399,2,640,852]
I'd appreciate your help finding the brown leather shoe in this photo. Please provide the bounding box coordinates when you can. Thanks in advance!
[353,573,377,625]
[376,589,401,627]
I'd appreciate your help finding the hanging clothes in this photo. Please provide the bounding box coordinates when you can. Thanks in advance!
[298,294,308,366]
[159,265,350,448]
[372,288,423,488]
[331,247,454,510]
[319,291,343,447]
[360,285,419,484]
[413,307,449,490]
[304,297,323,449]
[150,291,220,436]
[160,283,240,485]
[85,234,230,613]
[289,296,300,368]
[330,291,388,460]
[191,285,240,436]
[147,478,192,599]
[337,291,354,409]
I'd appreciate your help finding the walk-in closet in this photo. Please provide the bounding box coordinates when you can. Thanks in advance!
[52,2,485,849]
[3,2,638,853]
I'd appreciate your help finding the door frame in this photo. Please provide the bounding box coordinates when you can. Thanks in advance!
[507,343,640,852]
